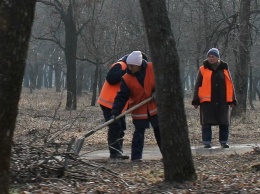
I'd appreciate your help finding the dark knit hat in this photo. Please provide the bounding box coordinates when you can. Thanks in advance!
[207,48,220,58]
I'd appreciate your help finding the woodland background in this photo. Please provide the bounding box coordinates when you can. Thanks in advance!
[26,0,260,111]
[10,89,260,193]
[1,0,260,193]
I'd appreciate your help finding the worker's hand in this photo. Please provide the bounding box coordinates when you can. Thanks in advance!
[110,115,116,121]
[229,104,235,108]
[193,105,199,109]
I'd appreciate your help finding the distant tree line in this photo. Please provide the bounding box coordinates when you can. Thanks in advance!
[1,0,260,192]
[26,0,260,114]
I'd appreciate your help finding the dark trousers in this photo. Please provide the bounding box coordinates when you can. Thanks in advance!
[202,124,229,145]
[131,114,161,160]
[100,105,126,156]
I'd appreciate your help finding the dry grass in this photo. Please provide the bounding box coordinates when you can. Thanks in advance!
[11,88,260,194]
[15,88,260,148]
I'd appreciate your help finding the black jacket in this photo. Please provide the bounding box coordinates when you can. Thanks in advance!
[106,55,128,85]
[111,60,147,116]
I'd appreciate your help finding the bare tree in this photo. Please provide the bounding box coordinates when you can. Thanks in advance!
[37,0,91,110]
[0,1,36,193]
[233,0,251,117]
[78,0,147,106]
[140,0,196,182]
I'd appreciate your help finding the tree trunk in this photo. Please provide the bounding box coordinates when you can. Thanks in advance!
[36,63,43,89]
[233,0,251,117]
[64,2,78,110]
[28,63,37,93]
[253,77,260,100]
[140,0,196,182]
[91,64,99,106]
[43,65,48,88]
[54,63,62,92]
[249,63,254,109]
[48,65,53,88]
[0,1,36,193]
[98,65,103,95]
[76,63,84,96]
[23,65,31,88]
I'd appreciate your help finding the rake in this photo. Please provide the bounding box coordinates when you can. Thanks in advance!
[72,96,153,155]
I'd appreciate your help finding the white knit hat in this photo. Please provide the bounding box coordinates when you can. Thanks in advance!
[126,51,142,66]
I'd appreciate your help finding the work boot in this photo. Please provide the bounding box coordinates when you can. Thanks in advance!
[108,139,122,157]
[119,139,124,153]
[131,159,142,163]
[204,144,212,148]
[110,152,129,160]
[221,143,229,148]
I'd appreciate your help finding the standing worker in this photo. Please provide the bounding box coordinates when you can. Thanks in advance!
[111,51,161,162]
[192,48,237,148]
[97,55,129,159]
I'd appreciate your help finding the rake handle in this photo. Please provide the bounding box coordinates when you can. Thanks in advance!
[80,96,153,139]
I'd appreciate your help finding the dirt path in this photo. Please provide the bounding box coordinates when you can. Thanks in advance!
[81,143,259,160]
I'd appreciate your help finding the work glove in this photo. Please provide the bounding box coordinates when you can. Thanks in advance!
[110,115,116,121]
[110,109,119,121]
[193,105,199,109]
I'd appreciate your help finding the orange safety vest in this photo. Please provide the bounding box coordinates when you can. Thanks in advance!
[123,62,157,120]
[97,61,127,109]
[198,66,234,103]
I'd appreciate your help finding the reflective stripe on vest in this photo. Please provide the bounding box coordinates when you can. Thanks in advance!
[199,66,234,103]
[97,61,127,109]
[123,62,157,120]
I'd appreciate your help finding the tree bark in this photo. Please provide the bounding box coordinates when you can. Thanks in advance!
[28,62,37,92]
[64,2,77,110]
[36,63,43,89]
[140,0,196,182]
[249,63,254,109]
[48,65,53,88]
[252,77,260,100]
[91,63,99,106]
[233,0,251,117]
[0,1,36,193]
[54,62,62,92]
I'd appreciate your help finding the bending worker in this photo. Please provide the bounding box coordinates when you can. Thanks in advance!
[111,51,161,162]
[97,55,129,159]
